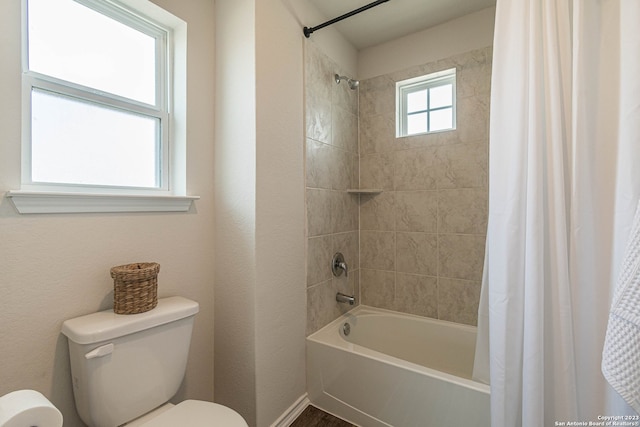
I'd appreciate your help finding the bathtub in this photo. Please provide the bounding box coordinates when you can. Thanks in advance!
[306,305,490,427]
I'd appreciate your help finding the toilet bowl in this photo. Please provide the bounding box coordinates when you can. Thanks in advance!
[127,400,247,426]
[61,296,247,427]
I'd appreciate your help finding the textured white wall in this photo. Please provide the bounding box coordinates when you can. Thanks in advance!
[0,1,215,426]
[214,1,356,425]
[254,1,307,425]
[357,6,496,80]
[213,0,258,424]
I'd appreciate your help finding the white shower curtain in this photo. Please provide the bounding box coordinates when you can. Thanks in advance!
[473,0,640,425]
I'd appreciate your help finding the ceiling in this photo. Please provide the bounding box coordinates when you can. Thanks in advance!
[305,0,496,50]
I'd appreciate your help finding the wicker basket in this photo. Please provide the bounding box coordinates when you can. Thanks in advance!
[110,262,160,314]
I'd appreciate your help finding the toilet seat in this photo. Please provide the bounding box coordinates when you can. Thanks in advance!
[139,400,248,427]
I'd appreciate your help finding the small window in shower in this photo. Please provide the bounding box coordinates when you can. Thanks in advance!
[396,68,456,137]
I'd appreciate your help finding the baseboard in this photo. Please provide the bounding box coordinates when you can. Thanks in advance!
[270,393,310,427]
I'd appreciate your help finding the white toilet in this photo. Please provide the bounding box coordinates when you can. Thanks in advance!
[61,296,248,427]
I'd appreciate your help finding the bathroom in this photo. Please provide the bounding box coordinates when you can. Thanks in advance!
[1,0,639,426]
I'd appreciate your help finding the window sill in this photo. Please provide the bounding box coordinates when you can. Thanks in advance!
[6,191,199,214]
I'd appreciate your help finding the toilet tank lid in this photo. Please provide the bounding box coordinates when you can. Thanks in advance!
[61,296,199,345]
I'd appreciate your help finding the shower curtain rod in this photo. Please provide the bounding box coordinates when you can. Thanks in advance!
[303,0,390,38]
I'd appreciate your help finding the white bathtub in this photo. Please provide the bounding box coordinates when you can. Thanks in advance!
[306,305,490,427]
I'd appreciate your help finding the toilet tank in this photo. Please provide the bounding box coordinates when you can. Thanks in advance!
[61,296,199,427]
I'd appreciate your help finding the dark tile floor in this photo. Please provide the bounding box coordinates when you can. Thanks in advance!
[290,405,356,427]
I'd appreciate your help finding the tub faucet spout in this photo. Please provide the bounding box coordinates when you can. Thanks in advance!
[336,292,355,305]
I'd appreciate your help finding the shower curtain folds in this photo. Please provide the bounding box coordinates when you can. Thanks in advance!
[474,0,640,425]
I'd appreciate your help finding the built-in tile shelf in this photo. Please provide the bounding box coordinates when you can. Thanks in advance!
[346,189,383,194]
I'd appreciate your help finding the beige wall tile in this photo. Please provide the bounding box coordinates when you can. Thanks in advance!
[307,279,355,335]
[360,152,394,190]
[306,138,332,189]
[396,273,438,318]
[396,232,438,276]
[458,63,492,98]
[438,188,488,234]
[351,154,360,189]
[438,277,481,325]
[360,231,396,270]
[436,48,489,75]
[305,46,363,334]
[306,280,335,335]
[332,106,358,153]
[332,267,357,309]
[440,47,493,98]
[305,95,331,143]
[359,114,395,155]
[332,231,359,272]
[304,44,339,143]
[395,190,438,232]
[360,268,396,310]
[456,94,490,143]
[360,192,395,231]
[306,189,332,237]
[306,45,491,329]
[307,235,332,286]
[304,43,332,101]
[395,148,438,190]
[331,191,359,233]
[438,234,485,281]
[333,76,358,116]
[352,47,491,325]
[359,74,395,120]
[329,147,355,191]
[307,273,359,336]
[436,142,488,189]
[352,269,361,305]
[395,129,459,151]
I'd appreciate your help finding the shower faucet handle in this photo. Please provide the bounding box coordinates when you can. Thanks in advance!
[332,252,348,277]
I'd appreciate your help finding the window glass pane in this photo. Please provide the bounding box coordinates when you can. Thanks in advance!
[28,0,157,105]
[407,112,428,135]
[406,89,428,113]
[429,84,452,109]
[429,108,453,132]
[31,89,159,188]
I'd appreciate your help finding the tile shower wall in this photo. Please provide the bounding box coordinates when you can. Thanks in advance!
[305,45,491,333]
[305,43,360,335]
[358,47,491,325]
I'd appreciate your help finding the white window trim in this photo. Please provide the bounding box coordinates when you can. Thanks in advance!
[396,67,457,138]
[11,0,195,214]
[6,191,198,214]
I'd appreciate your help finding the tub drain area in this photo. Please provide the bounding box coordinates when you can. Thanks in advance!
[342,322,351,336]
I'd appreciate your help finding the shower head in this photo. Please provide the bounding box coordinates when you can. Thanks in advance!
[335,74,359,90]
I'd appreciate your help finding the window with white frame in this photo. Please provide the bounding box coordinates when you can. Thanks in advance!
[23,0,171,193]
[396,68,456,137]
